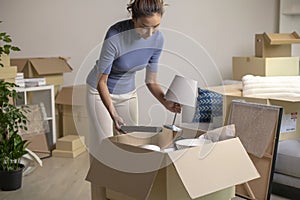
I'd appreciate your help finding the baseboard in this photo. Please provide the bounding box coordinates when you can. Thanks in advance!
[271,182,300,200]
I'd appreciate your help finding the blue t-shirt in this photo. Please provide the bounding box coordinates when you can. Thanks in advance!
[86,19,164,94]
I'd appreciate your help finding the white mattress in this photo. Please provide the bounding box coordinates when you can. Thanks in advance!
[273,172,300,189]
[275,138,300,178]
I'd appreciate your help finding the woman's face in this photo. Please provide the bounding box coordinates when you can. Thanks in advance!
[133,13,161,39]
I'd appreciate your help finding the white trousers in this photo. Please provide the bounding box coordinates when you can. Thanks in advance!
[86,84,138,200]
[86,84,138,157]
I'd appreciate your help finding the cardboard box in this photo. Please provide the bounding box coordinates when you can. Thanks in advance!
[22,133,51,159]
[54,133,86,159]
[255,32,300,57]
[0,54,10,67]
[86,129,259,200]
[0,66,17,81]
[10,57,72,88]
[206,84,243,96]
[232,56,299,80]
[55,85,89,140]
[56,135,85,151]
[207,84,300,140]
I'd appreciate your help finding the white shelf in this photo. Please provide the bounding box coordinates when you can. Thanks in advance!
[15,85,56,147]
[281,0,300,16]
[280,0,300,57]
[282,12,300,15]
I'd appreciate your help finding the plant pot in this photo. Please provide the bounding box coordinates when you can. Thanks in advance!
[0,164,25,191]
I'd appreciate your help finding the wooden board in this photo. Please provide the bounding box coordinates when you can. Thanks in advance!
[227,100,283,200]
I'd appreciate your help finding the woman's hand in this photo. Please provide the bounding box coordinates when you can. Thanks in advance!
[164,100,181,113]
[97,74,126,134]
[112,115,125,134]
[145,71,181,114]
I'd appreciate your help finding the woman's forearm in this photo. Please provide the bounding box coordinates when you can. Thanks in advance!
[97,74,117,119]
[146,82,167,106]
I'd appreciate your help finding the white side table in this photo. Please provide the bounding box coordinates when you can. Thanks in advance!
[16,85,56,148]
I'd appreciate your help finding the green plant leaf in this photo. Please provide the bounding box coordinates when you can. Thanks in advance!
[11,46,20,51]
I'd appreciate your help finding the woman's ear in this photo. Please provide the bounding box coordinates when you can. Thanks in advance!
[131,14,136,21]
[132,17,137,27]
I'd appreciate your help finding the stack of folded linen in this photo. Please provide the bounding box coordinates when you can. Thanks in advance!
[242,75,300,98]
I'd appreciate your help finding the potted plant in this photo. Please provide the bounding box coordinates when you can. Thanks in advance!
[0,81,29,191]
[0,21,28,191]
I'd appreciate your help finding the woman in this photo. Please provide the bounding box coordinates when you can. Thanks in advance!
[86,0,180,142]
[86,1,180,198]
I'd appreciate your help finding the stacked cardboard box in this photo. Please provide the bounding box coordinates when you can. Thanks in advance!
[11,57,73,95]
[52,135,86,158]
[0,54,10,67]
[55,85,89,141]
[0,54,18,83]
[232,32,300,80]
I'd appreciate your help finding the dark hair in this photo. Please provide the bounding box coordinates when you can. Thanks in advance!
[127,0,165,19]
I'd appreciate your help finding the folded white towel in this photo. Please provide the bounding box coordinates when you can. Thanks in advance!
[242,75,300,98]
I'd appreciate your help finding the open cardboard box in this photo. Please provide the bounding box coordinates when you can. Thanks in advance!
[11,57,73,95]
[86,128,259,200]
[255,31,300,57]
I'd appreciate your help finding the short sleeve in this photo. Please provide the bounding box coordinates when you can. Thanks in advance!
[95,30,118,74]
[147,32,164,72]
[147,48,162,72]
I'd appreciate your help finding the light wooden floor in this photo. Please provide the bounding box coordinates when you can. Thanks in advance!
[0,151,91,200]
[0,151,290,200]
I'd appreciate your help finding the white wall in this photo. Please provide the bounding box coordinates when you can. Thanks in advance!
[0,0,279,125]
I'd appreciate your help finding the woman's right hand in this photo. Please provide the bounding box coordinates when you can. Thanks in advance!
[164,100,182,114]
[112,115,125,133]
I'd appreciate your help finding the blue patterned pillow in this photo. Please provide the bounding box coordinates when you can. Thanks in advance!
[192,88,223,122]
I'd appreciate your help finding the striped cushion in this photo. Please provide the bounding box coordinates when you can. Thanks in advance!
[192,88,223,122]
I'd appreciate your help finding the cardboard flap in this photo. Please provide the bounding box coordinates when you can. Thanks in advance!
[10,58,28,72]
[29,57,72,75]
[263,32,300,45]
[167,138,260,199]
[55,84,86,106]
[86,158,159,200]
[86,139,165,200]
